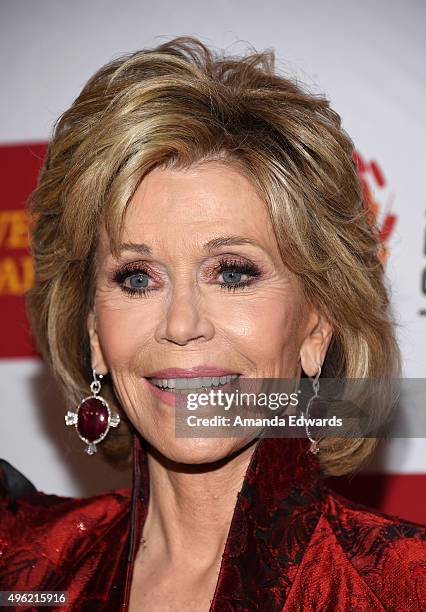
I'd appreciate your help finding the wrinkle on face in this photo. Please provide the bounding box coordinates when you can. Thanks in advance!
[88,162,321,464]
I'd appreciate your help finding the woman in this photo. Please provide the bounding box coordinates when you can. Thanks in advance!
[1,36,425,611]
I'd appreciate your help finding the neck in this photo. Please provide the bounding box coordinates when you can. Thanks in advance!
[140,440,258,569]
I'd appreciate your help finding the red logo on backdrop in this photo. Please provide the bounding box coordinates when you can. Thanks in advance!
[353,150,398,265]
[0,143,47,358]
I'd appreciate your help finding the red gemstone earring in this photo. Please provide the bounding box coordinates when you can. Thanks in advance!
[65,369,121,455]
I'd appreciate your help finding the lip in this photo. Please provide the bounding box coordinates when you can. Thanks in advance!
[143,377,241,407]
[145,366,240,378]
[143,378,179,407]
[143,367,241,407]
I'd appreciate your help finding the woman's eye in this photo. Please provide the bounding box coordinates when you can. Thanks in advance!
[215,260,261,290]
[220,270,245,285]
[113,259,261,296]
[112,266,154,297]
[125,273,150,290]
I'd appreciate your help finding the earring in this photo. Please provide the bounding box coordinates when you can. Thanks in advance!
[305,362,323,455]
[65,369,120,455]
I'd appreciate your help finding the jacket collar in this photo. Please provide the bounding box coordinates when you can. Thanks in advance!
[122,434,324,610]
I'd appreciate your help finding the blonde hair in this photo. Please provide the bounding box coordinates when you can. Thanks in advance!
[26,36,400,476]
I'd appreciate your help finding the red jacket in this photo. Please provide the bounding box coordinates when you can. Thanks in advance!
[1,435,425,611]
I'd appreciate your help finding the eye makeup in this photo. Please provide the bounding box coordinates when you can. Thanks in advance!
[110,254,264,298]
[204,256,262,291]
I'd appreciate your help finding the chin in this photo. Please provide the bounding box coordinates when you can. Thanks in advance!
[143,433,254,467]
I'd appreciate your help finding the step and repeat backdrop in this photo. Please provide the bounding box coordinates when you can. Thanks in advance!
[1,0,425,522]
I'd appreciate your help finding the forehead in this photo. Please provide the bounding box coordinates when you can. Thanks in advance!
[100,162,279,255]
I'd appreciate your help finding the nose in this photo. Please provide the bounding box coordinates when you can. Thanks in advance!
[156,285,214,346]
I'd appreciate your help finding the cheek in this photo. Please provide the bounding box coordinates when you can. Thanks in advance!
[94,295,156,370]
[93,280,306,373]
[217,288,304,350]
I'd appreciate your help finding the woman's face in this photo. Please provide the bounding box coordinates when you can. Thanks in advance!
[88,162,332,464]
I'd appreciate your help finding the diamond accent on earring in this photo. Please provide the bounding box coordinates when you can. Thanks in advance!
[65,411,78,426]
[310,440,320,455]
[85,443,97,455]
[110,413,121,428]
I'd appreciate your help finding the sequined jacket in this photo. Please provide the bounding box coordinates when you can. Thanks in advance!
[0,436,425,611]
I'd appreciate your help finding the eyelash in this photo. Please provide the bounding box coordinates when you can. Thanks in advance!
[112,257,262,298]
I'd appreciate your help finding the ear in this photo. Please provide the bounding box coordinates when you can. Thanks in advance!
[87,310,108,375]
[299,309,333,377]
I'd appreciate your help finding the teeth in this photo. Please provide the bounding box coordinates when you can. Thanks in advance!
[150,374,239,392]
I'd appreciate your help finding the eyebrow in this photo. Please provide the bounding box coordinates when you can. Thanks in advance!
[118,241,152,255]
[204,235,265,253]
[118,235,265,256]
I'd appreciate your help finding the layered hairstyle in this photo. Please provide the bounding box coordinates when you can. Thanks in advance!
[26,36,400,476]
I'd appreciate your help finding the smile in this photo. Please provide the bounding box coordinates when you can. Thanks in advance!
[148,374,240,393]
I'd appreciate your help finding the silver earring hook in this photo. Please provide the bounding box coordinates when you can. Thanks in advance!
[306,361,322,455]
[90,368,103,396]
[309,361,321,397]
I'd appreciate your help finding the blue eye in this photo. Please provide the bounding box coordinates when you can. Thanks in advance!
[113,258,262,299]
[216,259,261,291]
[128,273,149,289]
[113,266,153,298]
[221,270,243,285]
